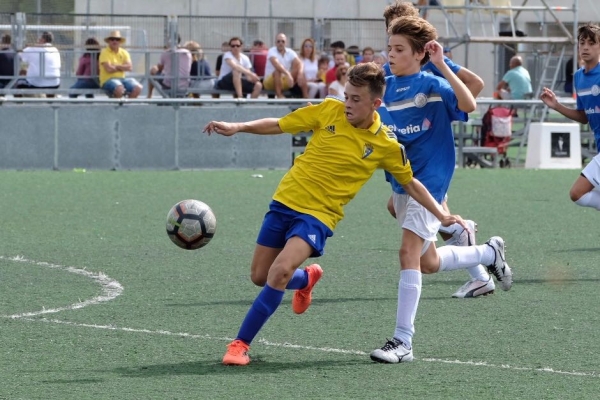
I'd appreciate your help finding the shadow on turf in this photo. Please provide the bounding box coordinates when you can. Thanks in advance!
[165,297,399,307]
[114,358,364,377]
[41,378,105,384]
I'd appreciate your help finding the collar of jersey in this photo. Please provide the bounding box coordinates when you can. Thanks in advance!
[367,111,384,135]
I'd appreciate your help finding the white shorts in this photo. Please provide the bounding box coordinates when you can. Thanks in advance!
[393,193,441,243]
[582,153,600,188]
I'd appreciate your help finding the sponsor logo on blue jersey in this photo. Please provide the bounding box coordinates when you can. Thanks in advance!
[394,118,431,135]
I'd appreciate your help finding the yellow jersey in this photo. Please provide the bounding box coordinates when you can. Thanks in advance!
[276,97,413,230]
[99,47,131,86]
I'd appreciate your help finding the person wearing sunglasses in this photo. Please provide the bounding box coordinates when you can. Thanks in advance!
[99,30,142,98]
[214,37,262,99]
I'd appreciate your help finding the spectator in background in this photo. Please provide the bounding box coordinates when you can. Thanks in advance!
[564,56,583,95]
[496,55,533,100]
[360,47,375,63]
[263,33,306,99]
[214,41,229,77]
[347,45,361,63]
[298,38,326,99]
[327,65,348,100]
[69,37,100,98]
[317,55,330,83]
[443,46,453,59]
[325,50,348,86]
[417,0,440,20]
[147,34,192,98]
[249,39,268,78]
[373,52,387,67]
[330,40,356,67]
[184,41,214,97]
[99,30,142,98]
[0,33,15,90]
[215,36,262,98]
[17,31,61,97]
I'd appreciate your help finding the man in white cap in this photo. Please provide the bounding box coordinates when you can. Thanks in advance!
[99,30,142,98]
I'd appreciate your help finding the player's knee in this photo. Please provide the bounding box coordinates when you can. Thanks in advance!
[387,199,396,218]
[250,271,267,287]
[569,187,582,202]
[420,263,437,274]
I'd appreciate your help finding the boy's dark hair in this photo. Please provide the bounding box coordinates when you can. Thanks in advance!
[388,16,438,66]
[41,31,53,44]
[228,36,243,46]
[330,40,346,50]
[347,62,386,99]
[577,23,600,44]
[383,1,420,29]
[1,33,10,45]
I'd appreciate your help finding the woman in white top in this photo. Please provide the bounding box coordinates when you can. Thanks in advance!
[327,65,348,100]
[298,38,326,99]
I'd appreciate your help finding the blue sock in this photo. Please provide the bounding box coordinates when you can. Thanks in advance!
[285,269,308,290]
[236,284,284,345]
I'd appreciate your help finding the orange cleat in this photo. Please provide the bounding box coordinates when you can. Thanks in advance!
[222,339,250,366]
[292,264,323,314]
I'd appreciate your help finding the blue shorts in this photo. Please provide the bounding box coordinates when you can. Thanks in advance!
[256,200,333,258]
[102,78,140,96]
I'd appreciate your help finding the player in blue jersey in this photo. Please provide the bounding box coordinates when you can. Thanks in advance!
[370,16,512,364]
[203,62,467,366]
[382,1,491,298]
[541,23,600,212]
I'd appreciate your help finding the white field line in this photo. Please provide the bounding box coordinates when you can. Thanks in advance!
[0,255,123,318]
[1,255,598,379]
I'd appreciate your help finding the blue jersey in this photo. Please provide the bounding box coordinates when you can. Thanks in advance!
[381,72,466,202]
[574,62,600,152]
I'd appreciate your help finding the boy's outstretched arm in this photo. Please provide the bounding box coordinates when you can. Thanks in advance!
[540,87,588,124]
[203,118,283,136]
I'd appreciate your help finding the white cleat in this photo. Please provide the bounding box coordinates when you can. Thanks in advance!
[452,277,495,298]
[485,236,513,291]
[370,338,414,364]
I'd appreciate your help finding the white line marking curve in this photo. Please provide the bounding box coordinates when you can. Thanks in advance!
[1,255,598,379]
[0,255,123,318]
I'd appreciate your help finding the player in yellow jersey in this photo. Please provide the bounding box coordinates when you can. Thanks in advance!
[203,62,467,366]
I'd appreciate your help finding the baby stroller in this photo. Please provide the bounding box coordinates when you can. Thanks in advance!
[480,105,513,168]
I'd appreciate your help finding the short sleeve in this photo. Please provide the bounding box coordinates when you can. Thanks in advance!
[278,102,325,134]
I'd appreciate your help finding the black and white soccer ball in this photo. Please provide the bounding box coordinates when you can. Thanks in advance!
[166,199,217,250]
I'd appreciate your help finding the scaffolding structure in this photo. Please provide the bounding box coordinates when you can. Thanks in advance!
[430,0,579,164]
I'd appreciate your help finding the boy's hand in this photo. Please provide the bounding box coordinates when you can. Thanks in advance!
[424,40,444,65]
[203,121,240,136]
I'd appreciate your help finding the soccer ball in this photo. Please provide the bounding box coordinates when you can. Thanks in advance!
[166,199,217,250]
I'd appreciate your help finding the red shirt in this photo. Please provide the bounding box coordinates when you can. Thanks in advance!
[249,50,267,77]
[325,67,337,86]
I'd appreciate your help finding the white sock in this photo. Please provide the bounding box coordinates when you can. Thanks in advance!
[466,265,491,282]
[437,245,495,271]
[394,269,421,348]
[442,227,490,281]
[575,190,600,210]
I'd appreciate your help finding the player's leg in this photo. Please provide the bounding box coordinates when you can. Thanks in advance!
[223,236,313,366]
[386,194,396,218]
[371,194,431,363]
[572,156,600,210]
[437,198,493,297]
[432,237,512,291]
